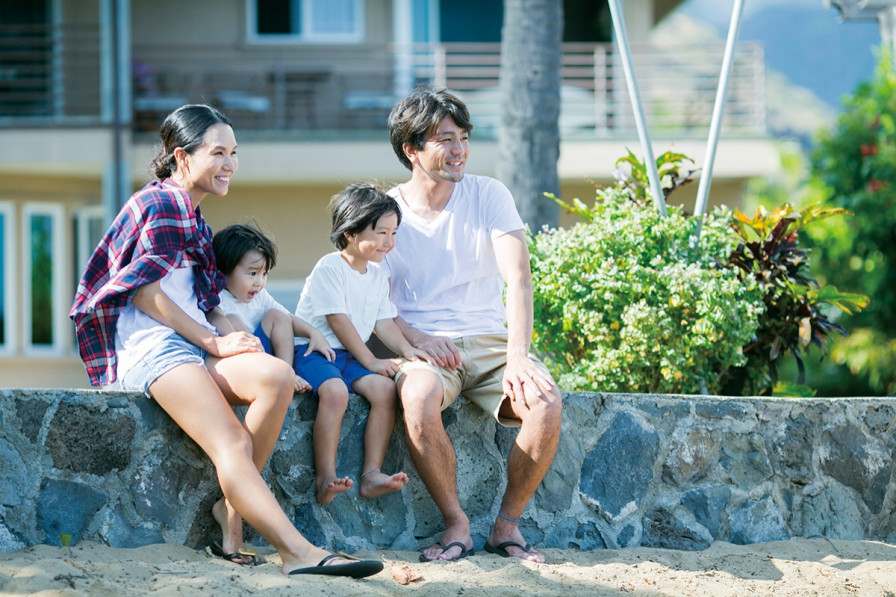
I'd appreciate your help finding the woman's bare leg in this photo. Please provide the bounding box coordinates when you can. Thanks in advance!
[148,360,334,573]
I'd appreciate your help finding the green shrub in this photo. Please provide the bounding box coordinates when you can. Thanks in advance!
[529,187,764,394]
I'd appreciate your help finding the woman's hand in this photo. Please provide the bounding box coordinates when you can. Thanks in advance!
[210,331,263,358]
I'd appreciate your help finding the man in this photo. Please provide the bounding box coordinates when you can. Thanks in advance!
[379,86,562,563]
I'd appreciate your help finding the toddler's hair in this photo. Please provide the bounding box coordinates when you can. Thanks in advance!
[329,182,402,250]
[213,223,278,275]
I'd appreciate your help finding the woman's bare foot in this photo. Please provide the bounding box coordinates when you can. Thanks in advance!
[359,469,408,499]
[316,475,353,505]
[211,497,253,565]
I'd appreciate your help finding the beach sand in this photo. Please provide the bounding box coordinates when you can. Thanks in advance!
[2,538,895,596]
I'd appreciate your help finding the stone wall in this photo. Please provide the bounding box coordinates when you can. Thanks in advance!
[1,389,894,554]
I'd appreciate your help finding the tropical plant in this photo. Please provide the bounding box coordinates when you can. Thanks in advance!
[531,151,867,396]
[722,204,869,395]
[530,185,762,395]
[808,51,896,395]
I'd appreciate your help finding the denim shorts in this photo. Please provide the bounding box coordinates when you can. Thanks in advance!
[118,333,208,397]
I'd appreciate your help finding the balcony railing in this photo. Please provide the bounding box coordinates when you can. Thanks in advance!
[1,23,766,139]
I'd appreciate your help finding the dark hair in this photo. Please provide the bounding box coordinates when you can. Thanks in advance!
[149,104,232,180]
[387,86,474,171]
[213,223,277,276]
[329,182,402,250]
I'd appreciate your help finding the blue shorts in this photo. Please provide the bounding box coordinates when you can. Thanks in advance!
[254,323,274,355]
[294,348,374,393]
[118,333,207,397]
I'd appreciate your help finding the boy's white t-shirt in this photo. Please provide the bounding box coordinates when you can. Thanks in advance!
[379,174,524,338]
[294,251,397,350]
[217,287,289,331]
[114,266,216,376]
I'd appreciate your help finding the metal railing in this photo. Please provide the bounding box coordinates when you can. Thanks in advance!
[0,23,102,121]
[2,24,766,138]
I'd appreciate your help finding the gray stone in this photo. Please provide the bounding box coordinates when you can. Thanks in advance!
[766,413,814,486]
[100,507,165,548]
[800,486,865,540]
[46,404,135,475]
[293,504,327,548]
[36,480,106,546]
[579,412,659,520]
[0,438,28,507]
[719,432,772,489]
[681,485,731,538]
[695,400,749,420]
[14,397,47,442]
[544,518,605,550]
[641,508,712,551]
[617,524,636,548]
[132,442,214,530]
[4,389,896,552]
[728,497,789,545]
[0,521,25,553]
[821,424,892,513]
[863,405,895,435]
[634,398,690,420]
[535,429,584,513]
[662,426,715,487]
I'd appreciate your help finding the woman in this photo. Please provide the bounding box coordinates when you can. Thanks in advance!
[70,104,381,579]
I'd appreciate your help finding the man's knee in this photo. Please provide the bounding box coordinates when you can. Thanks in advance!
[397,372,444,430]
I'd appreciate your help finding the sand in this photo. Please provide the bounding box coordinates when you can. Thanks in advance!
[2,538,895,596]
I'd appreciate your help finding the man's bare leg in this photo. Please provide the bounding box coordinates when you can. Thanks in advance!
[398,370,473,561]
[487,385,563,562]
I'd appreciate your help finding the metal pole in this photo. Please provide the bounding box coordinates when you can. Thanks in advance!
[606,0,666,217]
[693,0,746,229]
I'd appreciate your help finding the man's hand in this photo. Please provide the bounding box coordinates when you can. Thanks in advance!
[502,354,555,409]
[211,331,264,358]
[416,335,461,371]
[403,347,436,366]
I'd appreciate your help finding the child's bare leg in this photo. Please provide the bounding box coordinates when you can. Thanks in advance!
[314,378,353,504]
[261,310,310,393]
[351,374,408,499]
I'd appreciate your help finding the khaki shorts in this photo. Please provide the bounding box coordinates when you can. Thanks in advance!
[396,333,553,428]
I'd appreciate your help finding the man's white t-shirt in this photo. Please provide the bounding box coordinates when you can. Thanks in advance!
[217,287,289,331]
[379,174,524,338]
[294,251,397,350]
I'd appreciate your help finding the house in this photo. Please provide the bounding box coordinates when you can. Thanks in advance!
[0,0,780,388]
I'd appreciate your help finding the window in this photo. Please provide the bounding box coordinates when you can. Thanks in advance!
[74,205,105,275]
[250,0,364,43]
[0,203,13,354]
[22,203,66,354]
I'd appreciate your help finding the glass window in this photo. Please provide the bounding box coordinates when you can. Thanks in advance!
[0,203,13,354]
[250,0,363,42]
[23,204,65,354]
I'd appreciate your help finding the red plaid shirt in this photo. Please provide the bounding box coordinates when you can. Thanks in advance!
[70,179,224,386]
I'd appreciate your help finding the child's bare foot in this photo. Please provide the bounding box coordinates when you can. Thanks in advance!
[316,475,353,505]
[359,469,409,499]
[294,374,311,393]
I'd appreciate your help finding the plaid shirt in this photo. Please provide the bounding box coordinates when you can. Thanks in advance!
[70,179,225,386]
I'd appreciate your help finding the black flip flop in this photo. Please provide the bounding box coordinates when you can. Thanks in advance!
[418,541,474,562]
[484,541,534,558]
[206,541,260,566]
[289,554,383,578]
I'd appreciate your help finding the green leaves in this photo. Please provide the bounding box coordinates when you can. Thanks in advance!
[531,152,867,397]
